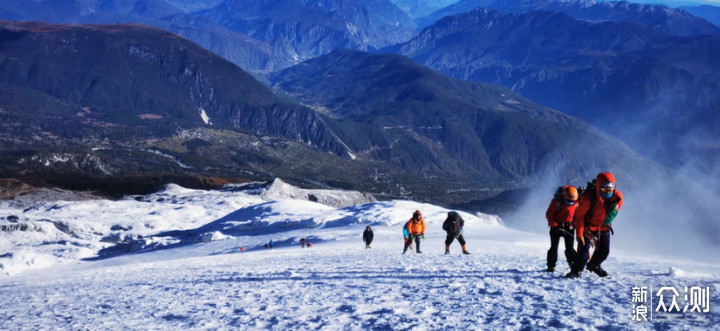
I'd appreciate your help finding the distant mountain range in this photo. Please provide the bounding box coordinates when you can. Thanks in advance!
[269,48,661,190]
[389,0,461,18]
[391,7,720,178]
[0,0,280,73]
[0,21,661,210]
[0,0,417,73]
[681,5,720,28]
[418,0,720,36]
[195,0,417,60]
[1,0,718,199]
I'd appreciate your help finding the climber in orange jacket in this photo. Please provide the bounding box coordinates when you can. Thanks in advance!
[545,185,579,272]
[403,210,426,254]
[566,172,623,278]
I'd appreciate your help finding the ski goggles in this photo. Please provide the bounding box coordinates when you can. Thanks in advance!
[563,199,576,206]
[600,187,615,194]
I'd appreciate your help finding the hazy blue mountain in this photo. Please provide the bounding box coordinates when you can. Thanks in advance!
[0,0,420,73]
[195,0,417,66]
[389,0,461,18]
[269,49,661,195]
[0,21,663,208]
[392,7,720,181]
[161,0,224,12]
[415,0,493,26]
[0,0,281,73]
[680,4,720,27]
[418,0,720,36]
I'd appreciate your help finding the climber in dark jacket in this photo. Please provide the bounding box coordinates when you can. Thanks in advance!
[442,211,470,255]
[363,225,374,248]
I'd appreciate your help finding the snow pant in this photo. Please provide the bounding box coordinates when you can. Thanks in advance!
[573,230,610,273]
[403,235,421,253]
[445,234,466,246]
[547,226,576,269]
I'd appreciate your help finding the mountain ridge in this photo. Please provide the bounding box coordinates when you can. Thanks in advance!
[270,48,662,188]
[418,0,720,36]
[391,7,720,180]
[1,21,666,211]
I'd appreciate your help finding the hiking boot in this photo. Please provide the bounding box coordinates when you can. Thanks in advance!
[461,245,470,254]
[587,264,608,277]
[565,271,581,279]
[546,267,555,272]
[444,251,450,255]
[445,245,450,255]
[416,250,422,254]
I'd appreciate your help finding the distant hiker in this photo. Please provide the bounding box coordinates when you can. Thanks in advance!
[442,211,470,255]
[545,185,579,272]
[240,247,245,252]
[264,243,269,249]
[269,240,275,248]
[308,241,312,248]
[363,225,374,248]
[403,210,426,254]
[566,172,623,278]
[300,238,306,248]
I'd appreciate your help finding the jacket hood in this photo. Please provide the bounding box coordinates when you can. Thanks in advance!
[595,172,616,195]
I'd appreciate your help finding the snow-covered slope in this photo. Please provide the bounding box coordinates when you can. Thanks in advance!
[0,179,380,275]
[0,181,718,329]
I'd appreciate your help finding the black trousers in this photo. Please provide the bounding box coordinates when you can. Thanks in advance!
[573,230,610,273]
[403,235,421,252]
[445,234,466,246]
[547,226,576,269]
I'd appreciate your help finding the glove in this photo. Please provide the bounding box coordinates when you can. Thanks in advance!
[603,203,618,226]
[421,234,425,239]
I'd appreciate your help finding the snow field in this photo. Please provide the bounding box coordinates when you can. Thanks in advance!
[1,229,719,330]
[0,183,718,329]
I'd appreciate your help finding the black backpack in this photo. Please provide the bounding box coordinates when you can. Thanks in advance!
[553,186,564,209]
[582,179,597,220]
[444,211,463,237]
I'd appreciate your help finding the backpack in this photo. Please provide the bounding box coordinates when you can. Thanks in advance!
[553,186,564,209]
[445,212,463,237]
[583,179,597,222]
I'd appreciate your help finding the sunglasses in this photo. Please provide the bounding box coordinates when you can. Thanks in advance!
[600,187,615,194]
[564,199,576,206]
